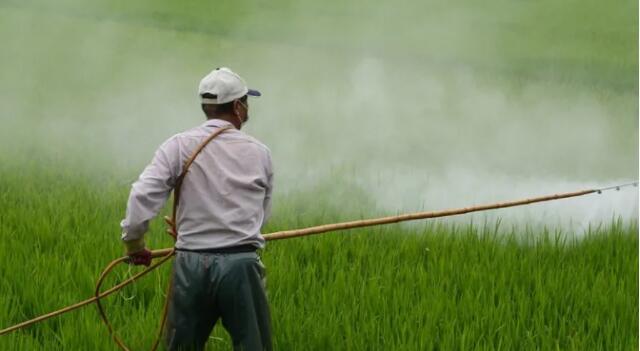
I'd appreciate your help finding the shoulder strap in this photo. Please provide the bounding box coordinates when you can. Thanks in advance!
[168,125,234,240]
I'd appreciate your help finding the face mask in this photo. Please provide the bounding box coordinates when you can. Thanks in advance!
[237,100,249,125]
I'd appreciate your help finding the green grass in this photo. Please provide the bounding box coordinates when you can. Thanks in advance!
[0,159,638,350]
[0,0,638,349]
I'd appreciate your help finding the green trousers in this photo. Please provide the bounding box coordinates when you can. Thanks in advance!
[164,250,272,351]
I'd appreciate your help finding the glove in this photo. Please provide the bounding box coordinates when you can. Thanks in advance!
[128,248,152,267]
[122,237,152,267]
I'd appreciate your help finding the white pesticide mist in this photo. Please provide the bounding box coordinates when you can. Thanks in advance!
[256,57,638,233]
[0,2,637,234]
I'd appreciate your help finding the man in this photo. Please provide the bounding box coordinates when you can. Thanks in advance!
[120,67,274,350]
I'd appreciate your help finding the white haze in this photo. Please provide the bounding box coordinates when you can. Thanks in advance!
[0,3,637,234]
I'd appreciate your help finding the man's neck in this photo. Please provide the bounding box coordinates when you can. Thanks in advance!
[208,115,241,130]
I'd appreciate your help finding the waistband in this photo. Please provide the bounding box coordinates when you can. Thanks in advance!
[176,244,257,254]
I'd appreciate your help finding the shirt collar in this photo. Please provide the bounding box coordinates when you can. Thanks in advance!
[202,118,235,129]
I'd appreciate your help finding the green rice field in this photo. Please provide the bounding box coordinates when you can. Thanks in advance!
[0,0,638,350]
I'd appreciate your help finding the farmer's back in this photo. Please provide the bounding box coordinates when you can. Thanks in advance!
[169,119,273,250]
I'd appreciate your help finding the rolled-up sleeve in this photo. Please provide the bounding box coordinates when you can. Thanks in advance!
[120,138,180,251]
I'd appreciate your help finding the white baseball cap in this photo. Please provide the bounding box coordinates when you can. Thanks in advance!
[198,67,261,104]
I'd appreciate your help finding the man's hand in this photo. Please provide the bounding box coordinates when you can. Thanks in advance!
[164,216,177,238]
[128,248,152,267]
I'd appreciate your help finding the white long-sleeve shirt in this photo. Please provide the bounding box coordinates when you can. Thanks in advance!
[120,119,273,251]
